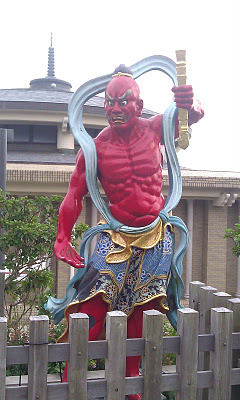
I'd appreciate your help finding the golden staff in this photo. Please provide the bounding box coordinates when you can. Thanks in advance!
[176,50,189,150]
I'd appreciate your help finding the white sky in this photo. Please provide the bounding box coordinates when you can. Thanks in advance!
[1,0,240,172]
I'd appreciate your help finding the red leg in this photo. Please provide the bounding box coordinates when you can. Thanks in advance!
[62,295,108,382]
[78,295,108,341]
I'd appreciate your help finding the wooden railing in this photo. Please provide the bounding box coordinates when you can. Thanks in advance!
[1,282,240,399]
[189,281,240,400]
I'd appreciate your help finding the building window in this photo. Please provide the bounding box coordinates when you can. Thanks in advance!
[12,125,31,142]
[74,127,101,152]
[32,125,57,144]
[0,124,57,144]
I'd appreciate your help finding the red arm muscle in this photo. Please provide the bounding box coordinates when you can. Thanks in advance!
[54,150,88,268]
[188,99,205,125]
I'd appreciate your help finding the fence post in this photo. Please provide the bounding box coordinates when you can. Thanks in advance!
[198,286,217,400]
[105,311,127,400]
[68,313,89,400]
[0,317,7,400]
[189,281,205,311]
[212,292,232,308]
[28,315,49,400]
[199,286,217,334]
[209,307,233,400]
[176,308,199,400]
[142,310,163,400]
[227,298,240,400]
[0,271,5,318]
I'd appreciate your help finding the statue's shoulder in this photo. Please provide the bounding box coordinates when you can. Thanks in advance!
[94,128,114,159]
[138,115,162,138]
[148,114,163,131]
[138,117,149,128]
[94,126,111,145]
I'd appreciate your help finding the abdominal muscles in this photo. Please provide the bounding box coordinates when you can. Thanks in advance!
[103,174,165,227]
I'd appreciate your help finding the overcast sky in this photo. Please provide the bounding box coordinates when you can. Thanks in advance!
[1,0,239,172]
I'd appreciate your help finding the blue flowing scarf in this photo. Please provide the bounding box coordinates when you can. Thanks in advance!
[45,55,189,330]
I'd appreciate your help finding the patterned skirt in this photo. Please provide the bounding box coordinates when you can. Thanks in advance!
[72,225,174,317]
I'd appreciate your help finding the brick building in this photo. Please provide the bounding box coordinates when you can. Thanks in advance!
[1,43,240,301]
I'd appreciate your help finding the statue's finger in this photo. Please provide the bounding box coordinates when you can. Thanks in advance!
[172,85,193,93]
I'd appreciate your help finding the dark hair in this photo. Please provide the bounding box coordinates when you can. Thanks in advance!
[112,64,133,76]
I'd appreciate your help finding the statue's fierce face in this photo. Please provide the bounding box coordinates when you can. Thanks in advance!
[104,76,143,131]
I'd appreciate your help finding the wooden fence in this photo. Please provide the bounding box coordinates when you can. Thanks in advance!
[189,281,240,400]
[1,281,240,399]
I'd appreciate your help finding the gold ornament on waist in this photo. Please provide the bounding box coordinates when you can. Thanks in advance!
[102,219,173,264]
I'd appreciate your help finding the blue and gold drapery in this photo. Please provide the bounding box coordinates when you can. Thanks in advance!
[45,55,189,330]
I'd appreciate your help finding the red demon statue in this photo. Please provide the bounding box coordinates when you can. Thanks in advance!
[53,64,204,399]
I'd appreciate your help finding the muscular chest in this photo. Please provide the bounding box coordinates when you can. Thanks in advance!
[97,132,162,183]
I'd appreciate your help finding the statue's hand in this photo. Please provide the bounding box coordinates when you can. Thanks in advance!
[172,85,194,110]
[54,240,85,268]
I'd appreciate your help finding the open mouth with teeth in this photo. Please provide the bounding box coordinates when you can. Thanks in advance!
[110,115,129,125]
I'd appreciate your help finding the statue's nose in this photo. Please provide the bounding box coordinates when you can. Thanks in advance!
[112,101,121,113]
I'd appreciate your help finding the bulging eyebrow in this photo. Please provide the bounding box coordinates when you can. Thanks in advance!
[106,89,132,102]
[106,91,114,101]
[118,90,132,101]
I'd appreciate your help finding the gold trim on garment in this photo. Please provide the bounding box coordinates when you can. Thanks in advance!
[96,258,131,292]
[124,248,168,292]
[104,219,173,264]
[57,290,169,343]
[126,293,169,319]
[136,273,168,292]
[57,291,111,343]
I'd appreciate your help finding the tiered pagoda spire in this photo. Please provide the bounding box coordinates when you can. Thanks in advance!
[29,33,72,92]
[47,33,55,78]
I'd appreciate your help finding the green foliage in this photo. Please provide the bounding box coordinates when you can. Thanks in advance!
[88,358,105,371]
[35,289,55,317]
[6,318,68,376]
[162,319,177,366]
[47,360,65,375]
[48,319,67,343]
[162,320,177,399]
[47,319,67,375]
[0,190,88,336]
[6,363,28,377]
[163,391,175,400]
[225,222,240,257]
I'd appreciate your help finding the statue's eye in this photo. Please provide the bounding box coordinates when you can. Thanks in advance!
[119,99,128,106]
[107,100,114,107]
